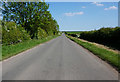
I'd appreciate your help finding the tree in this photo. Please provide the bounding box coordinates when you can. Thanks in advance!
[2,2,59,39]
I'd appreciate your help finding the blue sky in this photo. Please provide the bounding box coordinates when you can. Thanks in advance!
[48,2,118,31]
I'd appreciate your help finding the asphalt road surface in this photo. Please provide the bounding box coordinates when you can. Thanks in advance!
[2,34,118,80]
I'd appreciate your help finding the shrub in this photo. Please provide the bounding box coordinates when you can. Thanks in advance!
[2,22,30,45]
[18,25,31,40]
[0,20,2,44]
[68,34,77,37]
[37,27,47,39]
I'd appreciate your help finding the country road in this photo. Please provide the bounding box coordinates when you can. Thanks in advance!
[2,34,118,80]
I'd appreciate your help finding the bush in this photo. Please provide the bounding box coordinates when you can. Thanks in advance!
[0,20,2,44]
[18,25,31,40]
[2,22,30,45]
[68,34,77,37]
[37,27,47,39]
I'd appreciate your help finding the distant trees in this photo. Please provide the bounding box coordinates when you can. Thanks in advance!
[2,2,59,45]
[2,2,59,39]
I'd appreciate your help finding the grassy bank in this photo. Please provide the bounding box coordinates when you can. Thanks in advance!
[2,35,59,60]
[66,35,120,71]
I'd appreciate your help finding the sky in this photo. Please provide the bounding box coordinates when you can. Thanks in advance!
[46,0,119,2]
[48,2,118,31]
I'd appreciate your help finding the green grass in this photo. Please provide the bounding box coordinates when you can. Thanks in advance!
[2,35,59,60]
[64,31,83,34]
[66,35,120,71]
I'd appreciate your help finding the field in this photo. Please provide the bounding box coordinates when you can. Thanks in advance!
[64,31,83,34]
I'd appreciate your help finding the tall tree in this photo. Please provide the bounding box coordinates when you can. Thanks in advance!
[2,2,59,39]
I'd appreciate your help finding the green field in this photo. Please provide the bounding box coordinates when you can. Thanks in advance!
[66,35,120,71]
[2,35,59,60]
[64,31,83,34]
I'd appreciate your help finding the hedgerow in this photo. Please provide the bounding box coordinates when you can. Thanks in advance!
[66,27,120,50]
[80,27,120,50]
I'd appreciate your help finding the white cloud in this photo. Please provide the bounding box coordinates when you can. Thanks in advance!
[0,15,2,20]
[92,2,104,6]
[59,18,62,21]
[3,0,7,3]
[104,6,117,10]
[0,7,3,10]
[82,6,86,8]
[64,12,84,16]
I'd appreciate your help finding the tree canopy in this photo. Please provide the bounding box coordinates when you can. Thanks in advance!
[2,2,59,39]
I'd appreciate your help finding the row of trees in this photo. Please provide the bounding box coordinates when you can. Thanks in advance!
[80,27,120,50]
[66,27,120,50]
[2,2,59,45]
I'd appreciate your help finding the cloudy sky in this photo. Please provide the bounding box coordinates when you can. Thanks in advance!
[48,2,118,31]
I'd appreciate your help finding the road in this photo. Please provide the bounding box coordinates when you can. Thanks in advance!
[2,34,118,80]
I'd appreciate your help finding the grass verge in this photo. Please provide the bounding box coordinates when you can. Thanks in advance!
[66,35,120,71]
[2,35,59,60]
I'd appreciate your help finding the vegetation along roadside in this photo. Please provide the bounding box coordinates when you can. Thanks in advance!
[1,2,60,60]
[2,35,59,60]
